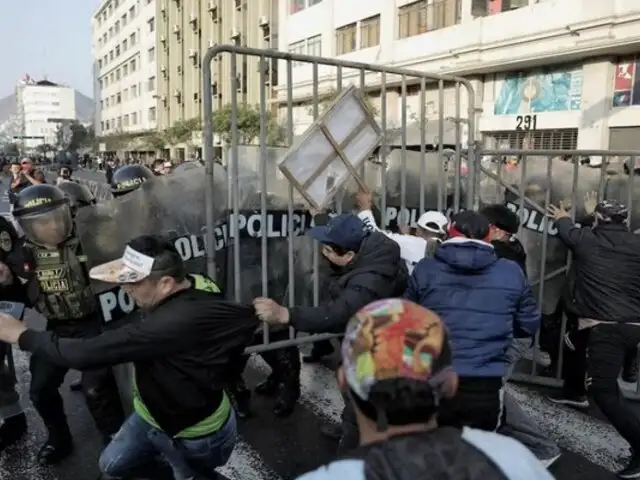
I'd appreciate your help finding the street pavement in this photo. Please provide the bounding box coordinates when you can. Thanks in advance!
[0,173,630,480]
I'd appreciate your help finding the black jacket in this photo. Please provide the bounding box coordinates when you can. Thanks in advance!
[491,236,527,276]
[555,218,640,323]
[290,232,407,333]
[18,285,259,436]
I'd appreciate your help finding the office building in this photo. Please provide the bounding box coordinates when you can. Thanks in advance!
[279,0,640,150]
[92,0,158,153]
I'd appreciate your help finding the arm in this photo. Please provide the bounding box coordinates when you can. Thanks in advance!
[18,316,197,370]
[25,170,45,185]
[514,274,541,338]
[403,259,431,303]
[289,274,383,333]
[554,217,596,255]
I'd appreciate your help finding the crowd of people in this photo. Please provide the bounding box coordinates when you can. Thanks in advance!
[0,159,639,479]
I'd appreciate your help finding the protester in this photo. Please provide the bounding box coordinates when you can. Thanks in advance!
[18,158,45,185]
[296,298,553,480]
[356,190,448,272]
[254,213,407,453]
[481,204,561,466]
[0,235,259,478]
[405,210,540,431]
[151,159,165,176]
[55,166,75,185]
[548,198,640,479]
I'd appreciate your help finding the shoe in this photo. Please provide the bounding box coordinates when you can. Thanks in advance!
[273,383,299,417]
[228,384,252,419]
[540,453,561,469]
[255,376,279,397]
[0,413,27,452]
[303,341,334,364]
[618,456,640,479]
[37,436,74,465]
[320,423,342,441]
[623,356,638,384]
[548,393,589,409]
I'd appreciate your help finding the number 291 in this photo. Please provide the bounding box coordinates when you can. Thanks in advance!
[516,114,537,131]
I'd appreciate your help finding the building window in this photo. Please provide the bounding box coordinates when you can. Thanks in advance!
[308,0,323,5]
[148,107,156,122]
[115,45,121,56]
[123,39,128,50]
[130,32,136,46]
[132,112,138,124]
[122,13,127,26]
[131,84,137,97]
[109,50,114,60]
[130,59,137,71]
[360,15,380,49]
[98,59,103,69]
[148,17,155,33]
[335,23,357,55]
[129,6,135,20]
[123,114,129,126]
[148,47,155,62]
[115,21,120,33]
[307,34,321,56]
[472,0,528,17]
[288,40,305,67]
[148,76,156,91]
[123,64,128,76]
[290,0,305,14]
[116,69,121,80]
[398,1,427,38]
[429,0,461,30]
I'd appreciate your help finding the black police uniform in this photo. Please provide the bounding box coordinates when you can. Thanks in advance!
[12,184,125,465]
[0,216,30,451]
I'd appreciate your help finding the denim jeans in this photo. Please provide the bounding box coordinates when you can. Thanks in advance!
[99,411,237,480]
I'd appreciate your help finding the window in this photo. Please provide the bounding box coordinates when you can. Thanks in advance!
[123,88,128,100]
[429,0,461,30]
[307,35,321,56]
[360,15,380,49]
[115,45,121,56]
[123,39,128,50]
[116,69,121,80]
[103,55,108,65]
[110,50,114,60]
[123,64,128,76]
[148,47,155,62]
[103,33,107,44]
[148,107,156,122]
[98,59,103,69]
[148,76,156,91]
[122,13,127,26]
[100,100,104,110]
[130,32,136,46]
[130,59,137,71]
[123,114,129,126]
[398,1,427,38]
[309,0,322,5]
[131,84,137,97]
[288,40,305,67]
[290,0,305,14]
[129,6,135,20]
[132,112,137,124]
[472,0,528,16]
[116,93,121,104]
[148,17,155,33]
[105,98,110,107]
[109,27,113,38]
[115,20,120,33]
[335,23,356,55]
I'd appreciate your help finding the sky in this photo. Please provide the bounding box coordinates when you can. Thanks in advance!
[0,0,99,99]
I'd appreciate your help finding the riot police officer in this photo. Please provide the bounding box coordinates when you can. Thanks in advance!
[12,184,125,465]
[110,164,155,197]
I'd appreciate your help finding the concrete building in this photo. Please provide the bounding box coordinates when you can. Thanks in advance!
[157,0,277,158]
[278,0,640,151]
[92,0,158,153]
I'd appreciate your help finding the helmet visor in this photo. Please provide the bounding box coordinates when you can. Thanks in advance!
[17,204,73,248]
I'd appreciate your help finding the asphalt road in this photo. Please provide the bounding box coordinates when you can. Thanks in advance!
[0,173,629,480]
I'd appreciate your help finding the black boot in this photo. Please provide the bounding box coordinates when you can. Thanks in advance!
[255,375,279,397]
[303,340,334,364]
[273,382,300,417]
[0,413,27,452]
[228,381,252,419]
[37,425,74,466]
[623,352,638,384]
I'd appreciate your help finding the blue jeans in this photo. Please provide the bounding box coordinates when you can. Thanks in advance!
[99,411,237,480]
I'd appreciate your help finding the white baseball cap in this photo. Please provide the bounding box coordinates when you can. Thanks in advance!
[416,211,448,234]
[89,245,155,284]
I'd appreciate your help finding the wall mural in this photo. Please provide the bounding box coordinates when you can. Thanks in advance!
[494,65,583,115]
[612,57,640,107]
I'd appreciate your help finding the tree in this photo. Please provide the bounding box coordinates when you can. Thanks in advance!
[55,121,93,152]
[164,117,201,146]
[303,88,379,118]
[2,142,20,157]
[146,131,169,151]
[35,143,56,155]
[212,104,285,146]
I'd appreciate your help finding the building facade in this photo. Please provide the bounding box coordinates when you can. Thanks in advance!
[278,0,640,150]
[157,0,277,157]
[16,79,77,150]
[92,0,158,150]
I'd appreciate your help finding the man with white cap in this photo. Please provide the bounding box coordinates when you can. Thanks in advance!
[355,190,448,273]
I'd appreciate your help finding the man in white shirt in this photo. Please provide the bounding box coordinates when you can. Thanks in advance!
[356,190,448,273]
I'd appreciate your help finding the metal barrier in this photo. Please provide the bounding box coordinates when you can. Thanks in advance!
[201,45,475,354]
[475,149,640,399]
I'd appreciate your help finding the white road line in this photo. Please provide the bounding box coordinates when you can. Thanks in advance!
[218,440,282,480]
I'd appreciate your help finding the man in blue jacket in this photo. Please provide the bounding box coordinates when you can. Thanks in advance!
[405,210,540,432]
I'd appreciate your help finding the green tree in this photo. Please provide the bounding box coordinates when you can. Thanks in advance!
[2,142,20,157]
[304,88,379,118]
[212,104,285,145]
[55,121,93,152]
[165,117,201,146]
[146,130,169,151]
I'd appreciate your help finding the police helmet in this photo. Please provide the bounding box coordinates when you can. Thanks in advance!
[12,184,73,248]
[57,181,96,213]
[111,165,155,197]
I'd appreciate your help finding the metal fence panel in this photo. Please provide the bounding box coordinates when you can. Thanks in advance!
[201,45,475,353]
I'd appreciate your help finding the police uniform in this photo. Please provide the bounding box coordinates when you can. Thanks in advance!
[12,184,125,466]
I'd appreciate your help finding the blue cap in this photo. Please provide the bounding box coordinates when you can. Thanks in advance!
[308,214,368,251]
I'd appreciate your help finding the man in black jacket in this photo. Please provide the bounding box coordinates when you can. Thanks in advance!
[548,199,640,479]
[254,213,407,454]
[0,235,259,479]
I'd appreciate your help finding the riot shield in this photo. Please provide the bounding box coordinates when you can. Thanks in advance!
[0,301,26,421]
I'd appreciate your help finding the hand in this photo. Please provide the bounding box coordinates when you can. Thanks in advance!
[547,201,571,221]
[253,297,290,325]
[355,189,373,211]
[0,262,14,287]
[584,191,598,216]
[0,313,27,344]
[309,206,322,217]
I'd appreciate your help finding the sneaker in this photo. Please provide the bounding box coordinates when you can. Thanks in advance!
[540,453,561,469]
[618,456,640,479]
[548,393,589,409]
